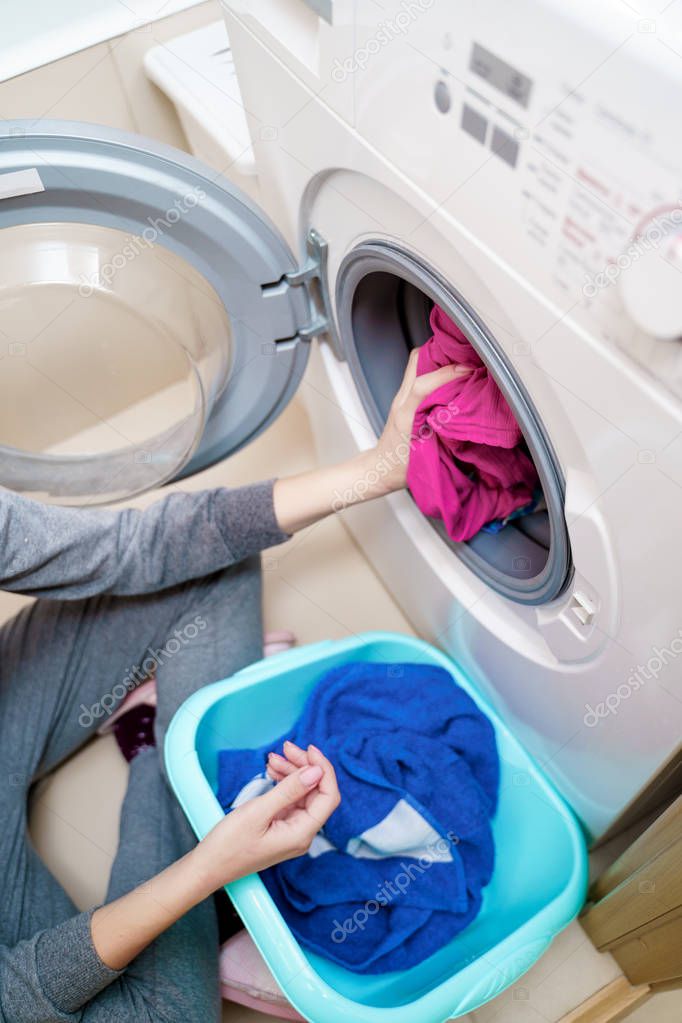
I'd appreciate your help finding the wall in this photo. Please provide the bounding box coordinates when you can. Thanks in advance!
[0,0,219,144]
[0,0,206,83]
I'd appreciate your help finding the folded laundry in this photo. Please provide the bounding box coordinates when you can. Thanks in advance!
[407,304,540,542]
[217,661,499,974]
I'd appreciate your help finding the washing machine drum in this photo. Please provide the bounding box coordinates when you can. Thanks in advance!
[0,120,312,505]
[336,242,572,606]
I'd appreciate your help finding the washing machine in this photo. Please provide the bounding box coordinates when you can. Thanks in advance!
[215,0,682,840]
[0,0,680,842]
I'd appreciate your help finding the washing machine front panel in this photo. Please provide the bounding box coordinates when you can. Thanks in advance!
[0,120,312,505]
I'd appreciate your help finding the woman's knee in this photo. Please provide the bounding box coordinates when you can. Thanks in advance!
[205,555,263,609]
[183,556,264,656]
[165,556,263,644]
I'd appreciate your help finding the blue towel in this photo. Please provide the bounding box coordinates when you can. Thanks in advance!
[217,661,499,973]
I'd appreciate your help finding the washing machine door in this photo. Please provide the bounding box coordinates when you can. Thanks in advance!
[0,120,313,505]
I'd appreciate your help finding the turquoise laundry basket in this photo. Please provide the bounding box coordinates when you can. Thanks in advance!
[165,632,588,1023]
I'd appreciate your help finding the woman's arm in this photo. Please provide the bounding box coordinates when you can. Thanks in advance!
[91,744,339,970]
[0,353,457,599]
[0,746,337,1020]
[273,351,458,533]
[0,480,288,600]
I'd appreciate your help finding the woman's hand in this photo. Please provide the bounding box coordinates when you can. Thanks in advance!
[91,744,339,972]
[190,743,340,893]
[374,349,469,493]
[273,347,465,533]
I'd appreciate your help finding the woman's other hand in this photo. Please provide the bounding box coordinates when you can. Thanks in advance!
[190,743,340,893]
[92,743,339,971]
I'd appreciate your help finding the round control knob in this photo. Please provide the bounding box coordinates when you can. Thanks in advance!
[619,211,682,340]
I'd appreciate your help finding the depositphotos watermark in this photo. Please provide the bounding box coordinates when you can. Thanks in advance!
[331,829,460,944]
[77,614,207,728]
[583,628,682,727]
[77,186,206,297]
[582,205,682,299]
[331,0,434,83]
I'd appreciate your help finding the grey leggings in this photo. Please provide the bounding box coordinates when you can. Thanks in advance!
[0,556,263,1022]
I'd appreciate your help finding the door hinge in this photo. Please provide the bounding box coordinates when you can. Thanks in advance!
[285,228,342,354]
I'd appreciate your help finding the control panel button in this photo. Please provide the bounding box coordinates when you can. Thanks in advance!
[461,103,487,143]
[491,125,519,167]
[434,79,451,114]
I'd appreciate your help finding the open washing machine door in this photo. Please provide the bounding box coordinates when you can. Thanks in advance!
[0,120,318,505]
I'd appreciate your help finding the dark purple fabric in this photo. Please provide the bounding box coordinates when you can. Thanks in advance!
[112,704,157,763]
[407,305,539,542]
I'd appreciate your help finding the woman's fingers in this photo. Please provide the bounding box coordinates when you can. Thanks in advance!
[260,764,323,821]
[266,744,309,792]
[303,744,341,825]
[267,744,340,828]
[266,751,297,782]
[412,363,469,399]
[269,751,296,771]
[395,347,419,403]
[282,739,310,767]
[264,741,340,829]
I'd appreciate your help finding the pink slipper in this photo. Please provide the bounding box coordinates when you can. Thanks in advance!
[219,931,304,1021]
[264,630,296,658]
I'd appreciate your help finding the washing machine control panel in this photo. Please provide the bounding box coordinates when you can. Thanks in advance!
[347,0,682,403]
[226,0,682,401]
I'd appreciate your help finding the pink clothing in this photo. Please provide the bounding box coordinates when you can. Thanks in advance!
[407,305,539,543]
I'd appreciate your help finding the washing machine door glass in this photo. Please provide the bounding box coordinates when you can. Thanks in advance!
[0,121,311,505]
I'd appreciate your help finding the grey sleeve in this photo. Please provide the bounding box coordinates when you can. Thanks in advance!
[0,480,290,600]
[0,909,121,1022]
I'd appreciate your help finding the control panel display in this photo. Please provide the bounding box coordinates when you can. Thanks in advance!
[469,43,533,108]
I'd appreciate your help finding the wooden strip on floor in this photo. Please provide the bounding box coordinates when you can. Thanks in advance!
[558,977,651,1023]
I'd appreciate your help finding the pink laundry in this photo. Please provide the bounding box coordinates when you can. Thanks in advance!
[407,304,539,543]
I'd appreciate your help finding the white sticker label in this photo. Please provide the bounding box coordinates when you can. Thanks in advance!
[0,168,45,201]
